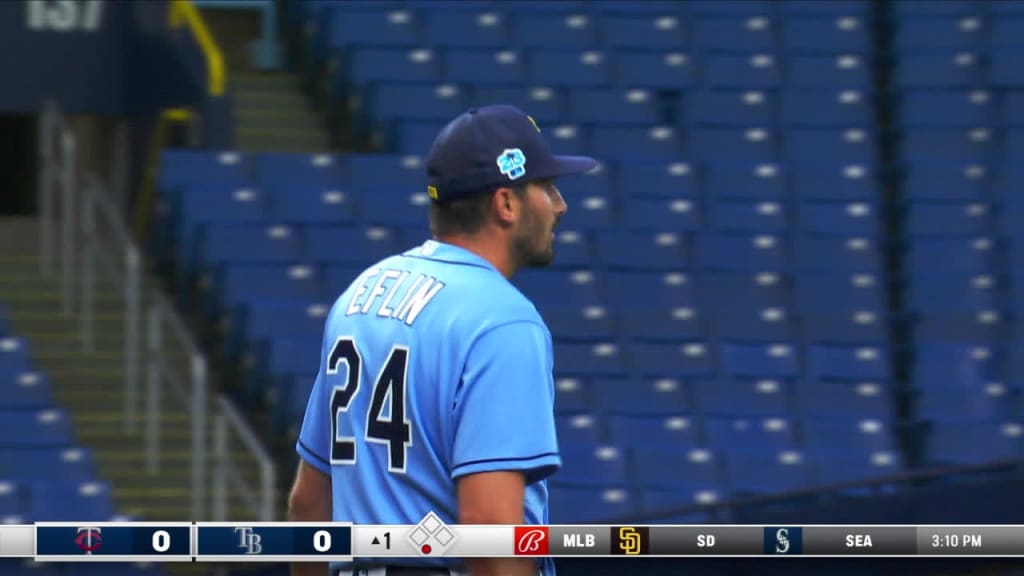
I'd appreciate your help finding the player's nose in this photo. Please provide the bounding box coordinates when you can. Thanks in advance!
[552,186,568,216]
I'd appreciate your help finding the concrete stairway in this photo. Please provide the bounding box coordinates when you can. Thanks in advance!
[0,217,283,573]
[232,72,332,152]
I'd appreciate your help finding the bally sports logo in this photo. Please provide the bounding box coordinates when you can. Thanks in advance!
[514,527,549,555]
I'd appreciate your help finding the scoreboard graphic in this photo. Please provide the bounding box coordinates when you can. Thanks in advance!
[0,517,1019,561]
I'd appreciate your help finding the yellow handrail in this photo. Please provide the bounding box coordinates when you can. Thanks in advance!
[168,0,225,96]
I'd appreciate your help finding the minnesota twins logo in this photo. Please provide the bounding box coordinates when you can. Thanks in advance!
[496,148,526,180]
[74,527,102,554]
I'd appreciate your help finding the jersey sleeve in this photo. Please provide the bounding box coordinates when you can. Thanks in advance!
[296,354,332,475]
[451,320,561,483]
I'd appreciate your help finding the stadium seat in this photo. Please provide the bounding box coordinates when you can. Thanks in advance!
[916,382,1019,422]
[905,202,995,237]
[813,451,903,485]
[173,184,271,267]
[806,344,889,381]
[158,150,250,197]
[801,417,896,458]
[343,154,425,195]
[231,298,329,361]
[696,378,793,417]
[707,200,786,234]
[691,127,780,162]
[27,481,115,522]
[421,11,510,48]
[555,413,603,447]
[569,88,662,125]
[790,162,877,201]
[217,264,326,318]
[925,419,1024,465]
[468,86,564,124]
[630,341,715,378]
[591,377,691,416]
[901,161,989,200]
[553,342,626,377]
[906,237,999,277]
[703,161,787,201]
[897,90,996,128]
[364,83,468,129]
[548,485,636,523]
[595,230,690,270]
[723,450,816,495]
[604,270,704,340]
[0,408,72,447]
[622,197,700,233]
[692,16,778,52]
[893,16,986,51]
[894,52,984,88]
[785,128,877,163]
[788,54,872,88]
[629,446,723,492]
[607,413,702,451]
[511,12,598,49]
[784,16,872,53]
[602,14,689,50]
[684,89,779,127]
[555,446,629,486]
[797,201,880,236]
[612,51,696,89]
[780,89,874,127]
[196,223,304,270]
[588,124,683,160]
[303,225,403,267]
[553,377,591,414]
[793,236,882,274]
[703,54,782,88]
[696,233,787,272]
[0,447,97,482]
[614,160,698,200]
[347,48,440,87]
[720,343,800,379]
[796,380,893,419]
[901,127,995,162]
[778,0,871,16]
[322,7,420,51]
[0,369,53,409]
[444,49,527,85]
[529,50,611,87]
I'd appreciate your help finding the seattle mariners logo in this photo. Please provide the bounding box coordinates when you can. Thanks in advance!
[514,526,549,555]
[74,527,102,554]
[764,527,802,554]
[496,148,526,180]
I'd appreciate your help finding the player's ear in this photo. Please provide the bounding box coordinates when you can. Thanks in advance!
[492,186,519,226]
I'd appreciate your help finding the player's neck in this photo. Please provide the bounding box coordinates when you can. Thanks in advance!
[433,233,517,279]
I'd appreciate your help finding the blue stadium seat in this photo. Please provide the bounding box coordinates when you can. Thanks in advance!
[173,184,270,266]
[554,342,626,377]
[546,231,596,269]
[595,230,690,270]
[793,236,882,274]
[898,90,996,128]
[0,481,19,517]
[0,338,31,374]
[588,0,686,15]
[785,128,877,163]
[588,124,684,160]
[697,233,787,272]
[906,237,999,276]
[916,382,1018,422]
[594,378,691,416]
[906,272,1001,315]
[813,451,902,485]
[569,88,662,125]
[905,201,994,236]
[912,342,1000,389]
[359,189,433,226]
[696,378,792,417]
[27,481,115,522]
[891,0,978,15]
[705,416,799,454]
[925,419,1024,465]
[780,89,873,127]
[545,124,589,156]
[614,160,697,199]
[0,447,97,482]
[554,377,591,414]
[548,485,636,523]
[692,16,778,52]
[991,18,1024,48]
[640,487,720,516]
[252,152,343,192]
[795,273,884,313]
[529,50,611,87]
[158,150,250,196]
[0,408,72,447]
[703,54,782,88]
[700,271,789,316]
[797,201,880,236]
[269,185,354,226]
[684,89,779,127]
[303,225,402,267]
[893,16,986,51]
[629,446,722,492]
[622,197,701,233]
[791,162,877,201]
[684,0,774,16]
[901,127,995,162]
[555,413,603,447]
[260,336,321,384]
[806,344,889,381]
[796,380,893,419]
[802,417,896,458]
[555,446,629,486]
[894,52,984,88]
[788,54,872,88]
[784,16,872,53]
[630,341,715,378]
[468,86,564,124]
[511,12,598,48]
[778,0,871,16]
[421,11,510,48]
[365,83,467,127]
[723,450,816,495]
[992,0,1024,14]
[901,161,989,200]
[347,48,440,87]
[708,200,787,234]
[393,120,448,156]
[604,270,704,340]
[704,161,787,201]
[612,51,696,89]
[0,367,53,409]
[196,223,304,268]
[232,298,328,361]
[322,7,420,52]
[515,270,613,341]
[602,412,700,448]
[1004,92,1024,126]
[217,264,326,317]
[801,311,888,347]
[602,14,689,50]
[691,127,780,162]
[720,343,800,379]
[344,154,426,194]
[444,49,527,85]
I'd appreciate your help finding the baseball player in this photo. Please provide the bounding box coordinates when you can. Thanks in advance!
[288,105,598,576]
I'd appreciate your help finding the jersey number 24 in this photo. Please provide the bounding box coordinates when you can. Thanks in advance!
[328,337,412,472]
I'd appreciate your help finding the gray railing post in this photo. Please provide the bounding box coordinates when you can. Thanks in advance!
[146,305,162,474]
[213,411,227,521]
[79,179,96,352]
[192,355,208,520]
[60,129,76,316]
[124,246,141,432]
[38,103,55,276]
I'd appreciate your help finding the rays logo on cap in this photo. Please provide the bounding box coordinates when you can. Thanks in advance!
[497,148,526,180]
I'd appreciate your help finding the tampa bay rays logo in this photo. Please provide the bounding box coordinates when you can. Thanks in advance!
[497,148,526,180]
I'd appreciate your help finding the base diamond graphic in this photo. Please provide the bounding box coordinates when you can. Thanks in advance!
[408,511,458,555]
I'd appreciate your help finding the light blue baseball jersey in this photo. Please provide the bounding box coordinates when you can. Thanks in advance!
[297,239,561,574]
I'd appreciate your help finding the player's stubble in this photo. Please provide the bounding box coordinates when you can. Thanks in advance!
[513,184,562,269]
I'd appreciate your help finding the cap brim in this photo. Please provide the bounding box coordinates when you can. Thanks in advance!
[538,155,600,180]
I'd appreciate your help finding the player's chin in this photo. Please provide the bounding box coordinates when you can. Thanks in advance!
[525,246,556,268]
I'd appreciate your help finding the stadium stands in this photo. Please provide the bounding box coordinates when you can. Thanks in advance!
[150,0,1024,526]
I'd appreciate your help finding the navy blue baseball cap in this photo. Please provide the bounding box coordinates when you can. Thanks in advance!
[426,105,599,202]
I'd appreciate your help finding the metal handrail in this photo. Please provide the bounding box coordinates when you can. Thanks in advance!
[214,395,277,521]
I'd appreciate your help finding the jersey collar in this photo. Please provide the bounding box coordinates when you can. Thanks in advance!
[406,239,503,274]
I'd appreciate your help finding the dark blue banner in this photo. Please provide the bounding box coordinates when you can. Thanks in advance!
[36,525,191,557]
[198,525,352,557]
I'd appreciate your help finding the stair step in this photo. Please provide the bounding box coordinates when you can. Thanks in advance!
[232,73,299,90]
[233,91,309,108]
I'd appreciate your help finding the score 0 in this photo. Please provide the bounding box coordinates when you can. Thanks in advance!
[292,526,352,557]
